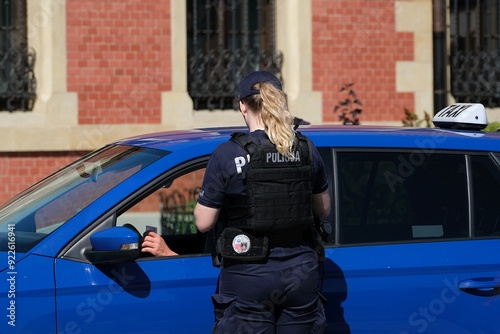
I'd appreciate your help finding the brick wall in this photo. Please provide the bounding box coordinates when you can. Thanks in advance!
[66,0,171,124]
[312,0,414,123]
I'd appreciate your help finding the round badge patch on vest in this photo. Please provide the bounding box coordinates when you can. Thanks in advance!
[232,234,251,254]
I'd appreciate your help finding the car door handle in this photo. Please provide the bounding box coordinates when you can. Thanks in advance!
[458,277,500,296]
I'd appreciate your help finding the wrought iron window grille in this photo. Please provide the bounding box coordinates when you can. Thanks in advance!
[187,0,283,111]
[0,0,36,112]
[450,0,500,107]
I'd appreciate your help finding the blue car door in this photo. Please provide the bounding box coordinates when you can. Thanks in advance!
[54,163,220,333]
[323,241,500,334]
[321,150,500,333]
[54,255,218,333]
[0,254,57,334]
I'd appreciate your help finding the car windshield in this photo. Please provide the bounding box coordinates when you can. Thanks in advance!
[0,145,168,252]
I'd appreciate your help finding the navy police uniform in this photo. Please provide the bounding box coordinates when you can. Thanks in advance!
[198,129,329,333]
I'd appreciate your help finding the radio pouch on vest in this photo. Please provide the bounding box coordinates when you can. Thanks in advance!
[218,227,269,261]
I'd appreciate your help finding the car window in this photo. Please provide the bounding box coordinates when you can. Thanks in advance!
[117,168,207,255]
[0,145,167,252]
[471,154,500,237]
[336,151,469,245]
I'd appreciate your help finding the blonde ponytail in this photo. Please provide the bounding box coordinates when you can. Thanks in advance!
[256,82,296,158]
[242,80,297,158]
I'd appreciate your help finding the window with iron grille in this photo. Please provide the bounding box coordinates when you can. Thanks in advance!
[450,0,500,107]
[187,0,283,111]
[0,0,36,112]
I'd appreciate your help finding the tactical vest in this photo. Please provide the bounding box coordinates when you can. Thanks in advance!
[225,132,315,231]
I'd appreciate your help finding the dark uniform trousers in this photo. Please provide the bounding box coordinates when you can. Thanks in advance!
[211,243,327,334]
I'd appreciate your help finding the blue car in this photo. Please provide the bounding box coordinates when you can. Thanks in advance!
[1,103,500,333]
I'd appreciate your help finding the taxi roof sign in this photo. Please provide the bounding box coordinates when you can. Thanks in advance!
[432,103,488,130]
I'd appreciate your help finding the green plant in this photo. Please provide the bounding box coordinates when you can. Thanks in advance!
[334,83,362,125]
[484,121,500,132]
[402,107,432,127]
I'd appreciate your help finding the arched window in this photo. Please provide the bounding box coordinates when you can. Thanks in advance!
[0,0,36,112]
[187,0,282,111]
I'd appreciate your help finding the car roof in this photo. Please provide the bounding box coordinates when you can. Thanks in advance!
[115,125,500,153]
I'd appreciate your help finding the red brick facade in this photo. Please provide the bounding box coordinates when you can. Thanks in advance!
[0,0,418,204]
[312,0,414,122]
[66,0,171,124]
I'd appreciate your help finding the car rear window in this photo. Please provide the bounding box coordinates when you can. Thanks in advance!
[471,154,500,237]
[336,151,469,245]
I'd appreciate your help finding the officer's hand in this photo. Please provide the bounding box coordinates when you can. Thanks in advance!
[141,231,178,256]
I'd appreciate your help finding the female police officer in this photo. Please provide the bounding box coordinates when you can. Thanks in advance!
[194,71,331,333]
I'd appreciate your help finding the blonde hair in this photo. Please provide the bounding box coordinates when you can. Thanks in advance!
[243,82,296,158]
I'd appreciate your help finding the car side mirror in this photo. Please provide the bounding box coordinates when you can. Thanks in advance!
[86,226,140,264]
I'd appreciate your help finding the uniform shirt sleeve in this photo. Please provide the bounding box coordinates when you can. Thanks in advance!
[197,140,247,208]
[310,141,329,194]
[197,146,226,208]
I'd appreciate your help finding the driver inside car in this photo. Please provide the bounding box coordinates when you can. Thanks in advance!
[141,230,178,256]
[121,223,178,257]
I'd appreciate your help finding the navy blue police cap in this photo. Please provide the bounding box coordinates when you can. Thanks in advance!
[238,71,282,101]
